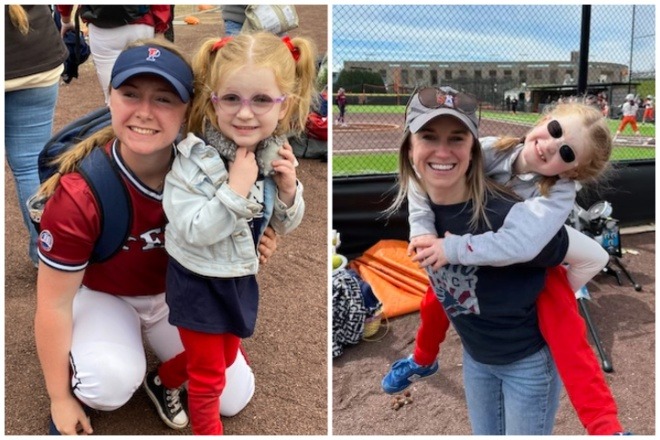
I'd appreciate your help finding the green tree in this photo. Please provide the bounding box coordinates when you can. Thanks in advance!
[637,79,656,100]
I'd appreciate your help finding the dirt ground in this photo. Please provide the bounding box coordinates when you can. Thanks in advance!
[4,5,328,435]
[333,230,655,435]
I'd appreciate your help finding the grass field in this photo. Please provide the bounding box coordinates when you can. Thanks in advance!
[332,105,655,176]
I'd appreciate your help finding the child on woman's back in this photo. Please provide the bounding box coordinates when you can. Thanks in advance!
[383,93,627,435]
[161,32,317,435]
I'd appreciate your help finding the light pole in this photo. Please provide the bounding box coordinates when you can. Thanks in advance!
[627,5,635,92]
[493,83,498,110]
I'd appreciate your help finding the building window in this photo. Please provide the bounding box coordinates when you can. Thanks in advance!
[519,70,527,83]
[459,69,468,78]
[416,69,424,81]
[401,69,409,84]
[489,70,497,79]
[431,70,438,85]
[444,70,452,80]
[475,70,482,79]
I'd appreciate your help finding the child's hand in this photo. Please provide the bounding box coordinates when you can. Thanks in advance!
[408,234,438,256]
[410,236,448,270]
[271,142,299,207]
[228,146,258,197]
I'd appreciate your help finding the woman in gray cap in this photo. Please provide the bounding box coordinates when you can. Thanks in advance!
[383,86,569,435]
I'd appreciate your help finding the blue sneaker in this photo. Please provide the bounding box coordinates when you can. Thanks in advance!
[48,418,61,436]
[382,355,439,394]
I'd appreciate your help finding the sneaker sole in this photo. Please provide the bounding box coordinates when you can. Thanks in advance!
[143,381,189,430]
[381,367,439,394]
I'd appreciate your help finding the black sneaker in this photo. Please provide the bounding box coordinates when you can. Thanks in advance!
[143,371,189,429]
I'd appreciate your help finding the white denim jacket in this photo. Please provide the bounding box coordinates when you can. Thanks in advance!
[164,132,304,277]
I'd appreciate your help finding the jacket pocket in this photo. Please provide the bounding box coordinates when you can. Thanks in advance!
[228,221,256,261]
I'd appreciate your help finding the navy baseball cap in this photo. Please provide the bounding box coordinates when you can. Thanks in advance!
[110,45,194,103]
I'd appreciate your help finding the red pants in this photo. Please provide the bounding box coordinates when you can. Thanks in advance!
[618,115,639,133]
[643,108,654,121]
[159,329,241,435]
[413,266,622,435]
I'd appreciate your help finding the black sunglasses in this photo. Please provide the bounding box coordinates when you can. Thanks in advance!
[415,87,479,115]
[547,119,576,163]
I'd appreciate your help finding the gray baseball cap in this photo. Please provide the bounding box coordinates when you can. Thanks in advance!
[405,86,479,139]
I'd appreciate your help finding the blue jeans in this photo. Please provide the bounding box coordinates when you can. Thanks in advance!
[224,20,243,36]
[5,83,60,265]
[462,345,561,435]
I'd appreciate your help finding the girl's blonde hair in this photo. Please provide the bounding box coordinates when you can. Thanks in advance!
[388,128,518,231]
[187,32,318,137]
[36,38,191,200]
[8,5,29,35]
[495,101,612,195]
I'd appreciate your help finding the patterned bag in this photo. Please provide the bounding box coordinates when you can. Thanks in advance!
[241,5,299,35]
[332,270,368,358]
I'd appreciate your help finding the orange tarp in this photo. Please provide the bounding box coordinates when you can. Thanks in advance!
[348,240,429,318]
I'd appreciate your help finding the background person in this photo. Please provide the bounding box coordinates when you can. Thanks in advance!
[220,5,247,36]
[642,95,654,124]
[5,5,69,267]
[57,5,171,103]
[336,87,347,126]
[613,93,641,140]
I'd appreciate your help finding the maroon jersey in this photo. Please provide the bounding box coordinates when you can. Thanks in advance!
[38,140,169,296]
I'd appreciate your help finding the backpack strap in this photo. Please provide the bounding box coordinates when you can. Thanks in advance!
[77,146,132,263]
[39,107,112,182]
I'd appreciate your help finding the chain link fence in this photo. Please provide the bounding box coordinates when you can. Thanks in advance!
[332,4,655,176]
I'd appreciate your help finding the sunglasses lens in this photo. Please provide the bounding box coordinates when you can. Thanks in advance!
[418,88,438,108]
[416,87,477,114]
[548,120,563,138]
[559,144,575,163]
[455,95,478,113]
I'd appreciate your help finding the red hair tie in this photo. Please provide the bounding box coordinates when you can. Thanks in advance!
[281,36,300,62]
[211,36,233,53]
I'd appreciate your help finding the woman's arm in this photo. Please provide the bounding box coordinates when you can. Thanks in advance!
[35,264,92,435]
[56,5,75,36]
[258,226,278,264]
[149,5,172,33]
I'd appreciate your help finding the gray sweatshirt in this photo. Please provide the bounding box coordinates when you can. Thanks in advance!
[408,136,576,267]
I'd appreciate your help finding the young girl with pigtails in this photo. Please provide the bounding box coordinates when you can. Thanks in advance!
[160,32,317,435]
